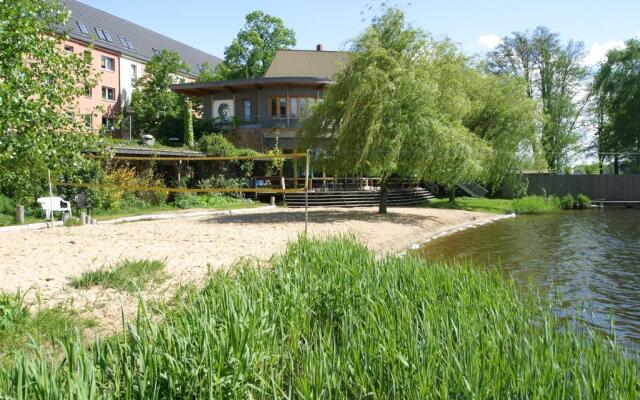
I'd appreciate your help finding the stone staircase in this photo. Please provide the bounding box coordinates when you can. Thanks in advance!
[286,188,436,208]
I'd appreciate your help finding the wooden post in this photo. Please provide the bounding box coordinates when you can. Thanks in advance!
[270,196,275,206]
[80,211,86,226]
[48,169,54,227]
[305,149,310,235]
[15,205,24,225]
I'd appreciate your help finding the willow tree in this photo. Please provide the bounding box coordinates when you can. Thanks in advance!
[301,9,490,213]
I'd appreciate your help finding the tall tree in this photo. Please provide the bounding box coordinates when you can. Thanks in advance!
[0,0,99,203]
[301,9,490,213]
[592,39,640,173]
[463,72,540,193]
[215,11,296,80]
[130,49,189,137]
[487,27,588,172]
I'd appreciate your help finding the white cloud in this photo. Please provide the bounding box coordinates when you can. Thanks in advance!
[583,40,625,66]
[477,34,502,50]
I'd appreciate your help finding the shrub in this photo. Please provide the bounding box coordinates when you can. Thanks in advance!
[0,194,15,214]
[561,193,575,209]
[576,193,591,209]
[0,293,28,333]
[100,166,167,209]
[199,133,237,156]
[511,195,561,214]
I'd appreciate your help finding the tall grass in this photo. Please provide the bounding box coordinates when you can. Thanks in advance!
[511,195,561,214]
[70,259,167,292]
[1,237,637,398]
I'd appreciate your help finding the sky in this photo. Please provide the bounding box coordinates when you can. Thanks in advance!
[80,0,640,65]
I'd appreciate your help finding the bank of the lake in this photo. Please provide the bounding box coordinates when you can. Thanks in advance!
[1,237,637,398]
[418,208,640,348]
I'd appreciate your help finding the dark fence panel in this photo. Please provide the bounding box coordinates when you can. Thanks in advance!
[508,174,640,200]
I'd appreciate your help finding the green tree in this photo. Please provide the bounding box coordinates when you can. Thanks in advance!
[215,11,296,80]
[487,27,588,172]
[130,50,189,138]
[0,0,100,204]
[183,98,195,147]
[301,9,490,213]
[463,71,540,193]
[195,62,218,82]
[592,39,640,174]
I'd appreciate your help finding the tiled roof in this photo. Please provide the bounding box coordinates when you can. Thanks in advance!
[59,0,222,77]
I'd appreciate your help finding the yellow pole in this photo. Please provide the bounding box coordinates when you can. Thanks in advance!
[305,149,310,235]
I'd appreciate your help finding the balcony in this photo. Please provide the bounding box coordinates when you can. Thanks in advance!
[211,115,304,132]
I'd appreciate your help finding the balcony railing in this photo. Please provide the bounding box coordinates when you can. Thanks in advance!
[211,115,305,131]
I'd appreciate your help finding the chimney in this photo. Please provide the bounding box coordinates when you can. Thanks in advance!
[316,43,324,52]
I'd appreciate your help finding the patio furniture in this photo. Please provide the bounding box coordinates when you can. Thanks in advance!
[74,192,93,215]
[37,196,71,219]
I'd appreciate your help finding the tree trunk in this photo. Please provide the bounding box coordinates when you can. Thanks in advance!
[378,179,388,214]
[614,155,620,175]
[448,187,456,204]
[598,155,604,175]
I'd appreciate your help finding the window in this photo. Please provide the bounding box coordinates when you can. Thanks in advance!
[118,36,135,50]
[84,86,92,98]
[290,98,298,119]
[64,45,74,53]
[83,114,92,128]
[101,86,115,101]
[243,100,251,121]
[131,64,138,83]
[270,98,278,119]
[279,98,287,119]
[101,117,115,130]
[299,97,307,116]
[101,55,115,71]
[95,28,112,42]
[152,48,160,56]
[77,21,89,35]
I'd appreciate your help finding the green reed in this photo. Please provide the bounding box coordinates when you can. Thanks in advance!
[1,237,637,398]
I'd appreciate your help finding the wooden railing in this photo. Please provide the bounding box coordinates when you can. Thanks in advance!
[251,176,424,192]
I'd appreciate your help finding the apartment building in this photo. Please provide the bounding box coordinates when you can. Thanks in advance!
[58,0,221,132]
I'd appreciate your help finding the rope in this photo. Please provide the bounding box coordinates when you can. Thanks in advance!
[86,152,307,162]
[55,182,305,194]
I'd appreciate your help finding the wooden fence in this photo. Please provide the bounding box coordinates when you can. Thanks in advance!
[503,174,640,200]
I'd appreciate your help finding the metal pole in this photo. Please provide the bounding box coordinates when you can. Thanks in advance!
[305,149,310,235]
[48,169,54,227]
[129,114,132,140]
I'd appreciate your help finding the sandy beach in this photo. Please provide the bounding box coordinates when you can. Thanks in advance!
[0,206,496,331]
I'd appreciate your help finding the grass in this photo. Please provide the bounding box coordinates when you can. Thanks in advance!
[511,195,561,214]
[0,214,45,227]
[0,292,95,364]
[426,196,563,215]
[426,197,515,214]
[1,237,637,398]
[70,259,168,292]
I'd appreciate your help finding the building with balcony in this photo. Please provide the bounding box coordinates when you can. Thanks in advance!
[171,46,350,152]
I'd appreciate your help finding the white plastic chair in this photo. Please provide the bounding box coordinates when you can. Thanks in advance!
[37,197,71,219]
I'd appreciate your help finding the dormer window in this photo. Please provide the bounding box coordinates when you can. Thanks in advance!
[118,36,135,50]
[152,48,161,56]
[77,21,89,35]
[95,28,112,42]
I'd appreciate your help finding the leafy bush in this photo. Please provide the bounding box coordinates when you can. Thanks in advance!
[199,133,237,156]
[511,195,561,214]
[561,193,575,209]
[576,193,591,209]
[0,194,15,214]
[1,237,637,398]
[99,166,167,209]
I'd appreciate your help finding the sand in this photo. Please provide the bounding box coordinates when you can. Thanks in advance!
[0,206,496,331]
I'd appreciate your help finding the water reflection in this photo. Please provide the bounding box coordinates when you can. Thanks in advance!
[417,209,640,346]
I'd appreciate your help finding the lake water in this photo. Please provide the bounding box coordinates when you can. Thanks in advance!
[417,209,640,347]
